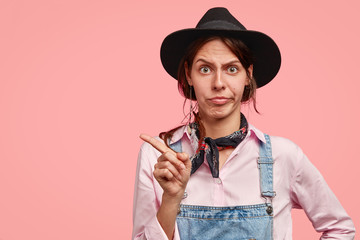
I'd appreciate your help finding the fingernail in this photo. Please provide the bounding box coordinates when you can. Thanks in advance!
[180,163,185,170]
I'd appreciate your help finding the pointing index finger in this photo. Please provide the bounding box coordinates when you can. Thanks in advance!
[139,134,175,154]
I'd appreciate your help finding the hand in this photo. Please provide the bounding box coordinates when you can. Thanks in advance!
[140,134,191,200]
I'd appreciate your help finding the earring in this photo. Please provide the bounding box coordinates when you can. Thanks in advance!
[189,86,193,123]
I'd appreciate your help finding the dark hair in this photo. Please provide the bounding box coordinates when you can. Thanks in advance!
[160,35,257,147]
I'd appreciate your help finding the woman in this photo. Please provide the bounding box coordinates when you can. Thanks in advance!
[132,7,355,240]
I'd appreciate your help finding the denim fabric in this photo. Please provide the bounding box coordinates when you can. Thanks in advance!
[170,139,182,152]
[171,134,274,240]
[258,134,276,198]
[177,204,272,240]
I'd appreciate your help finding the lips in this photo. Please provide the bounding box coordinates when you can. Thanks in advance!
[209,96,230,105]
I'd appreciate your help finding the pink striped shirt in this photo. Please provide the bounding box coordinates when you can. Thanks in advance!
[132,124,355,239]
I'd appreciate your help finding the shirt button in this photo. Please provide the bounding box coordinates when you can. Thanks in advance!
[215,178,222,184]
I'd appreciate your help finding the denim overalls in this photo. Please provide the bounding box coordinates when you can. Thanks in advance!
[170,134,276,240]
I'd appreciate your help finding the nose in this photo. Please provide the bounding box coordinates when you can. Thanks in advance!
[213,71,225,90]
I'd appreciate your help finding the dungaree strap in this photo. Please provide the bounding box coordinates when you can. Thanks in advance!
[258,134,276,198]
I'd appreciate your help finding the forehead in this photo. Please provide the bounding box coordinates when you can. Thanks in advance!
[193,39,238,62]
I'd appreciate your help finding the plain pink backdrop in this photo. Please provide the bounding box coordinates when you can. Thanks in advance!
[0,0,359,239]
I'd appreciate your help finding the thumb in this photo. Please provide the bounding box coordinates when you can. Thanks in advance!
[177,152,191,169]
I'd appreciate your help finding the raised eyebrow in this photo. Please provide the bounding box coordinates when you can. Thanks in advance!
[225,60,241,66]
[194,58,241,66]
[195,58,212,65]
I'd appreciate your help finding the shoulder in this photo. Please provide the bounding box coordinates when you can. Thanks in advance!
[270,135,303,158]
[168,125,188,145]
[249,124,306,165]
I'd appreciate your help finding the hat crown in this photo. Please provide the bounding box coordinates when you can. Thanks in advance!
[196,7,246,31]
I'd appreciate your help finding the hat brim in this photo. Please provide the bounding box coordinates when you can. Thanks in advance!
[160,28,281,88]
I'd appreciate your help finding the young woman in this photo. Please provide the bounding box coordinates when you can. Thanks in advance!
[132,7,355,240]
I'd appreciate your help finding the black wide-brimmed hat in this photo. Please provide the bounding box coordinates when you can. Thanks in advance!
[160,7,281,88]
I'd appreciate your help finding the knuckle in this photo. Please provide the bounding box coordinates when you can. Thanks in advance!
[167,151,177,161]
[159,154,169,162]
[166,171,173,179]
[158,154,167,162]
[163,161,171,168]
[154,163,159,169]
[176,161,184,169]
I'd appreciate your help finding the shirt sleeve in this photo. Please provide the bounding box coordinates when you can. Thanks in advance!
[290,145,355,239]
[132,142,181,240]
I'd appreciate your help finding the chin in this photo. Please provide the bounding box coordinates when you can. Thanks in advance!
[200,104,239,121]
[207,110,233,120]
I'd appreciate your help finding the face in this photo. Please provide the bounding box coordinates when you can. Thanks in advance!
[185,39,252,122]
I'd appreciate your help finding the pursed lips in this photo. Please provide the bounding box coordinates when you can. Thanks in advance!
[209,96,230,105]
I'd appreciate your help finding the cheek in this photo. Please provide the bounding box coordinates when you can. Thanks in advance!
[232,85,244,93]
[193,82,209,97]
[193,87,205,100]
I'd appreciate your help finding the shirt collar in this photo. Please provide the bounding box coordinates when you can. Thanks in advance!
[169,125,189,144]
[248,124,266,143]
[170,123,266,145]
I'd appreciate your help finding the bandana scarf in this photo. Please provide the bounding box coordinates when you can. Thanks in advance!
[189,113,248,178]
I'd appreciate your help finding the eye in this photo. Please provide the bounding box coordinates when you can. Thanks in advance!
[199,66,211,74]
[227,66,238,74]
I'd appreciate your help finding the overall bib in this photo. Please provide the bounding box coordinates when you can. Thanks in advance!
[170,134,275,240]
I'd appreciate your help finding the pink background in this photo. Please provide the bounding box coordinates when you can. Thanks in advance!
[0,0,359,239]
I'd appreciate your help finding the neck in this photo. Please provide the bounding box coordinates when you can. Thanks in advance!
[200,113,241,139]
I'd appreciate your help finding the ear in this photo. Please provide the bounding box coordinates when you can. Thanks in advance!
[184,62,193,86]
[246,65,253,86]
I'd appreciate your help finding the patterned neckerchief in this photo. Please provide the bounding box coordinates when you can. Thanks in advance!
[189,113,248,178]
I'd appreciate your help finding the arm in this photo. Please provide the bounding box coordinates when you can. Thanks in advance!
[290,146,355,239]
[132,143,169,240]
[132,136,191,240]
[156,156,187,240]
